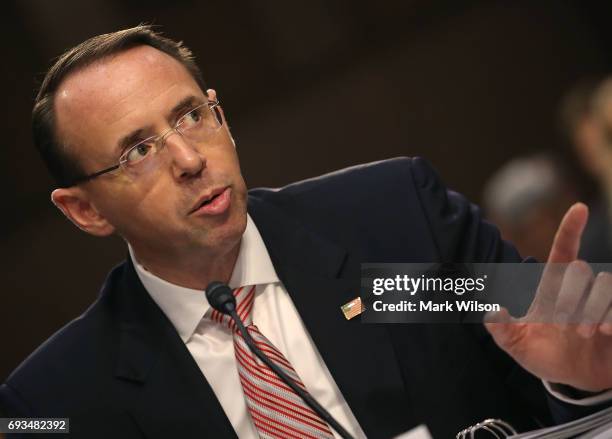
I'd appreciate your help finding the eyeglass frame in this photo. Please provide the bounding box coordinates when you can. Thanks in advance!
[66,99,222,186]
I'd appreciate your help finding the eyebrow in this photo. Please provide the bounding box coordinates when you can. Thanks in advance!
[115,95,205,155]
[116,128,147,154]
[168,95,204,121]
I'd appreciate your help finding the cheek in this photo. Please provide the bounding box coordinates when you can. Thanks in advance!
[99,185,178,234]
[219,146,246,184]
[209,129,241,165]
[134,187,180,223]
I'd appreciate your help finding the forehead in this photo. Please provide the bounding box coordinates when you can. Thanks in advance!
[54,45,202,153]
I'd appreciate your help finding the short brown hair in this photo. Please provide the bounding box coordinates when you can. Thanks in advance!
[32,25,207,187]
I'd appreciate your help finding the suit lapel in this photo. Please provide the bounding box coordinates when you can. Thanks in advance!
[248,195,411,438]
[111,258,237,438]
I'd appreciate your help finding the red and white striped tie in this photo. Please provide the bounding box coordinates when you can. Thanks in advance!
[209,285,335,439]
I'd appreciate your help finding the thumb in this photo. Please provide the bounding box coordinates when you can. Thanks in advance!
[484,308,523,352]
[547,202,589,263]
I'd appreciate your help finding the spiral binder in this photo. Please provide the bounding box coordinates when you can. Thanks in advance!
[456,419,517,438]
[456,405,612,438]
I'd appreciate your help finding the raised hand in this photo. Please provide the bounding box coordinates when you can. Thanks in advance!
[485,203,612,392]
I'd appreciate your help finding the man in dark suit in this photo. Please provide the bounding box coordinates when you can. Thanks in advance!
[1,26,611,438]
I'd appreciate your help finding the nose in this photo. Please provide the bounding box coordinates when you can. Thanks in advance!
[164,131,205,180]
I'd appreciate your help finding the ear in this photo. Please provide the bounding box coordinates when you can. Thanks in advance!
[206,88,236,148]
[206,88,226,122]
[51,187,115,237]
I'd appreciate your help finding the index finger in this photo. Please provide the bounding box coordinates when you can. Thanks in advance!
[527,203,588,319]
[547,203,588,264]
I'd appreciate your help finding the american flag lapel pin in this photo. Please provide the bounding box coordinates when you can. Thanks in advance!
[341,297,365,320]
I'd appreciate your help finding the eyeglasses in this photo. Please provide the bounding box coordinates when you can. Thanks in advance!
[68,100,223,186]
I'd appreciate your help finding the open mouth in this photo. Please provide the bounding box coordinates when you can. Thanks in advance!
[198,192,222,208]
[190,187,232,216]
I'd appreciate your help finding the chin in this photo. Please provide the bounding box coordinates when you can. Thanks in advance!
[206,208,247,251]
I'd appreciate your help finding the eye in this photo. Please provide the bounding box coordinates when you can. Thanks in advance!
[178,107,204,130]
[124,142,153,165]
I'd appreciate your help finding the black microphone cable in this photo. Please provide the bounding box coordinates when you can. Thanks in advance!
[206,281,355,439]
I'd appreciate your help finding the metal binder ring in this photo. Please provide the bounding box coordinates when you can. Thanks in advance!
[456,418,518,438]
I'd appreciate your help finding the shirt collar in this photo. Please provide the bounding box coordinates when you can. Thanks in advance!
[129,214,280,342]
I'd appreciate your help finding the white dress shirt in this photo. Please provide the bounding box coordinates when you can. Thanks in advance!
[129,214,367,439]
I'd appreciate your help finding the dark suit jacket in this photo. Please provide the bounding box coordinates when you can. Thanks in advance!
[0,157,601,438]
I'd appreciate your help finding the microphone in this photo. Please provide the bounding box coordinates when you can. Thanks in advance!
[206,281,355,439]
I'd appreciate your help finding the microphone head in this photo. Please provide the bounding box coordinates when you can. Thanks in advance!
[205,281,236,314]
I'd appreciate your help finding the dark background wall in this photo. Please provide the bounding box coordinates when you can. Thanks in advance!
[2,0,612,381]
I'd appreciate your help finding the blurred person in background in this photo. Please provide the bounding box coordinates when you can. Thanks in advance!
[559,77,602,203]
[483,153,577,262]
[559,77,612,262]
[577,76,612,262]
